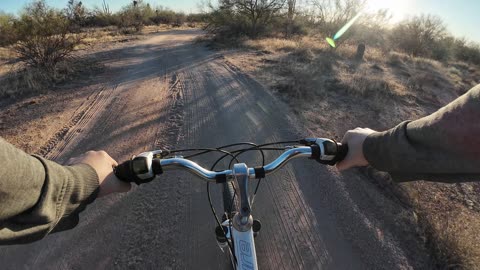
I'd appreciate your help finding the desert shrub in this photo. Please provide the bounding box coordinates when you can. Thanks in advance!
[206,7,250,39]
[347,9,392,49]
[206,0,286,38]
[139,3,156,25]
[118,4,144,33]
[454,40,480,66]
[430,36,456,62]
[86,0,117,27]
[270,15,309,38]
[391,15,447,58]
[311,0,365,37]
[172,13,186,27]
[0,12,17,46]
[186,13,207,27]
[13,0,81,69]
[65,0,87,32]
[151,9,176,25]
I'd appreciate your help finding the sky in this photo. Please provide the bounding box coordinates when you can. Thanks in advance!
[0,0,202,14]
[1,0,479,42]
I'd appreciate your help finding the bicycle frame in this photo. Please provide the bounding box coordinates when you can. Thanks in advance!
[232,226,257,269]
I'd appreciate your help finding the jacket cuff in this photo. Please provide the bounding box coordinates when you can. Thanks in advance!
[363,121,411,172]
[61,163,100,218]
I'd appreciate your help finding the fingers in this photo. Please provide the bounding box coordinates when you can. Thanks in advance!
[336,157,350,171]
[336,127,375,172]
[99,150,118,167]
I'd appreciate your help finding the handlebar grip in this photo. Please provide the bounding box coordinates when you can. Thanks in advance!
[335,143,349,163]
[114,160,137,183]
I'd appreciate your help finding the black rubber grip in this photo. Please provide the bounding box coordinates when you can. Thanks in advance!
[335,143,349,163]
[311,142,348,166]
[114,160,137,183]
[254,167,266,179]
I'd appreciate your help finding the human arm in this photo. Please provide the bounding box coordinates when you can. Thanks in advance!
[0,138,130,244]
[337,84,480,183]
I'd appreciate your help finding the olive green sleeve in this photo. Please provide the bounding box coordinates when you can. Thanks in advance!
[0,138,99,245]
[363,84,480,183]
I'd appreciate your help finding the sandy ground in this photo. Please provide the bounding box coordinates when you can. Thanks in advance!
[0,29,433,269]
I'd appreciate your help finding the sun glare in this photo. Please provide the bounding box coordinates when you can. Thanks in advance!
[366,0,410,22]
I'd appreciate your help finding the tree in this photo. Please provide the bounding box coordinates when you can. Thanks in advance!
[234,0,287,37]
[208,0,286,38]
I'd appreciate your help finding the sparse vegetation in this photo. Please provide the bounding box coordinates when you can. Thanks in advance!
[14,0,81,69]
[1,0,480,268]
[0,0,205,98]
[214,1,479,267]
[0,11,17,46]
[205,0,480,65]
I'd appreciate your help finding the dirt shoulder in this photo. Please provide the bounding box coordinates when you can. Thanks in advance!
[220,37,480,269]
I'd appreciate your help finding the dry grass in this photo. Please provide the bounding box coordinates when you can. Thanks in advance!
[406,182,480,269]
[0,58,103,98]
[228,36,480,269]
[0,47,16,61]
[244,36,327,54]
[0,25,184,98]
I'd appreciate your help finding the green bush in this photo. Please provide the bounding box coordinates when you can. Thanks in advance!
[0,12,17,46]
[206,0,286,38]
[186,13,207,27]
[14,0,81,69]
[118,4,144,33]
[172,13,186,27]
[151,9,176,25]
[65,0,87,32]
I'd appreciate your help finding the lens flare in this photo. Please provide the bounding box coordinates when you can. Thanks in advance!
[333,12,363,40]
[326,37,336,48]
[326,11,363,47]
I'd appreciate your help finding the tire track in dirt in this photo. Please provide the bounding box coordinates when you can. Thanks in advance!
[171,54,330,269]
[110,71,190,269]
[154,72,185,150]
[218,59,330,269]
[36,84,118,161]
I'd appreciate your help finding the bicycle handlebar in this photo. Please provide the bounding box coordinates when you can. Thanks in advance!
[114,138,348,185]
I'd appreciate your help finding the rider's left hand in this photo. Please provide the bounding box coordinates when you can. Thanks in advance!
[67,150,131,197]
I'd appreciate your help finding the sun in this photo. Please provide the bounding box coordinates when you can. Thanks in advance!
[366,0,410,22]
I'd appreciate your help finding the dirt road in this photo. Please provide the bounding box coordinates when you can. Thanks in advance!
[0,29,429,269]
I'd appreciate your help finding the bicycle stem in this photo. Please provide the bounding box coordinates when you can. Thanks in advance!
[232,163,254,232]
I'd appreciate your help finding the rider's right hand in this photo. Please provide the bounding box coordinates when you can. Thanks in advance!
[336,128,376,171]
